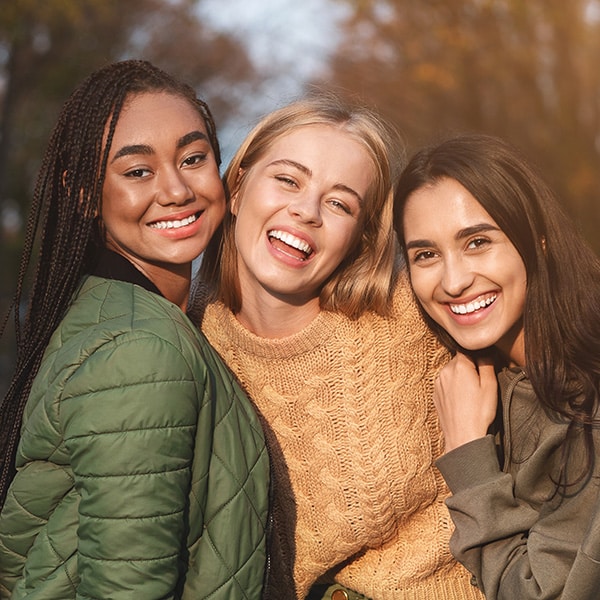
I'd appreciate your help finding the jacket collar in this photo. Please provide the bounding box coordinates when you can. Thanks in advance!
[90,249,163,297]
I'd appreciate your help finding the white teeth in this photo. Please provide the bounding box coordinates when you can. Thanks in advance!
[149,213,198,230]
[450,295,496,315]
[268,230,313,255]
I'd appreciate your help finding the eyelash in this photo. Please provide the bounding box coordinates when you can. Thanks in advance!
[274,175,354,215]
[467,236,490,250]
[411,236,491,263]
[183,152,207,166]
[328,199,352,214]
[123,152,208,178]
[412,250,436,263]
[275,175,298,187]
[125,168,150,178]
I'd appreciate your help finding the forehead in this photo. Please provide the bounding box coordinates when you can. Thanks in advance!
[404,177,497,232]
[109,92,206,145]
[258,124,375,192]
[267,123,365,156]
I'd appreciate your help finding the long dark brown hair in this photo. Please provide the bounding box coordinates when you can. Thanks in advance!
[395,133,600,491]
[0,59,221,507]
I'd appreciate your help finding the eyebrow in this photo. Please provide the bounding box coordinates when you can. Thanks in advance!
[268,158,364,203]
[405,223,500,250]
[110,130,208,162]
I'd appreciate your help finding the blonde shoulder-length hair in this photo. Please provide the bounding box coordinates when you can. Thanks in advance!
[200,92,405,319]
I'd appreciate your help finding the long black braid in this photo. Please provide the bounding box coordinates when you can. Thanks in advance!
[0,59,221,507]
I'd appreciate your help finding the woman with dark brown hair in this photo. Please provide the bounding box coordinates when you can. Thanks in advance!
[396,133,600,600]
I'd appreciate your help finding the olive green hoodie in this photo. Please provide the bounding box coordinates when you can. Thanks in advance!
[437,367,600,600]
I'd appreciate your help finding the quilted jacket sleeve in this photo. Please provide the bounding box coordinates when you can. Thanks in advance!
[58,328,210,600]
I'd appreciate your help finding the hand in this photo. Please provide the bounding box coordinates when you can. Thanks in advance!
[434,351,498,453]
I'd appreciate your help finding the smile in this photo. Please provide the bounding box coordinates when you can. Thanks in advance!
[449,294,496,315]
[268,229,314,260]
[149,212,201,230]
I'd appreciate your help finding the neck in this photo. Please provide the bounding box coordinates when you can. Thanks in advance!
[497,326,526,368]
[236,292,321,338]
[141,262,192,311]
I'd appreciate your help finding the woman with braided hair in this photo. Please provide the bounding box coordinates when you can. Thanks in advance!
[0,60,269,599]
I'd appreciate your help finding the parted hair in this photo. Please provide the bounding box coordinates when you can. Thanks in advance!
[199,92,405,319]
[0,59,221,507]
[394,133,600,491]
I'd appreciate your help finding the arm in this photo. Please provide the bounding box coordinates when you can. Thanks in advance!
[60,331,207,600]
[436,354,600,599]
[438,436,542,599]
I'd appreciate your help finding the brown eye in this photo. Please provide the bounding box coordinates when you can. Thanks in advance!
[182,153,207,167]
[412,250,437,262]
[125,168,151,178]
[467,237,490,250]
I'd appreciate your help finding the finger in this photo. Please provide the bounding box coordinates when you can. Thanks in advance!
[453,351,479,374]
[474,355,497,384]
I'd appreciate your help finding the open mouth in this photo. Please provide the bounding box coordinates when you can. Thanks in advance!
[149,211,202,230]
[449,294,496,315]
[268,229,314,261]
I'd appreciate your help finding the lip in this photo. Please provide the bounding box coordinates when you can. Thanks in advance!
[444,292,498,322]
[147,208,201,227]
[265,225,316,266]
[147,209,205,238]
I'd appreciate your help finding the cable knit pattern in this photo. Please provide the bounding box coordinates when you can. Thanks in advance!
[197,274,483,600]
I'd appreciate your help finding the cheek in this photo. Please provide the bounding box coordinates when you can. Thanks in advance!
[209,171,226,199]
[503,254,527,301]
[338,221,363,257]
[512,270,528,315]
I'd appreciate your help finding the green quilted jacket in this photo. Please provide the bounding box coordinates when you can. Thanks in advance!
[0,275,270,599]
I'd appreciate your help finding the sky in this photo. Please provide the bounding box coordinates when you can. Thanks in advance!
[196,0,348,161]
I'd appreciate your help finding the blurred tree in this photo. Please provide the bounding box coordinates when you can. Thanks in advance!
[0,0,255,239]
[323,0,600,253]
[0,0,257,391]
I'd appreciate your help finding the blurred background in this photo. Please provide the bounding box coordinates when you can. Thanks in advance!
[1,0,599,390]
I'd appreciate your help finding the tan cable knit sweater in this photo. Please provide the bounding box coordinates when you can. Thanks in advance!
[196,275,483,600]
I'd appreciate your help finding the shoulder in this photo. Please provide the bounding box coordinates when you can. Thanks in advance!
[35,277,217,408]
[390,270,424,317]
[63,275,201,351]
[358,270,431,337]
[354,271,449,375]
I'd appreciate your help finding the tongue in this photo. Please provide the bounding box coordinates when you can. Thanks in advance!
[270,237,307,260]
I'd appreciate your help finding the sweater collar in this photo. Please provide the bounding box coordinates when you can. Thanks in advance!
[90,249,163,297]
[205,300,343,360]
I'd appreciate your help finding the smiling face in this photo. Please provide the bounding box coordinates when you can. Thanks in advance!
[101,91,226,285]
[403,177,527,365]
[232,124,374,309]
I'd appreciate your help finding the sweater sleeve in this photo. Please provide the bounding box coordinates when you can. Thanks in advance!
[58,330,208,600]
[436,434,582,600]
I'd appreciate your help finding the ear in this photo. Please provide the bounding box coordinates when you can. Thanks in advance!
[230,190,239,216]
[230,167,245,216]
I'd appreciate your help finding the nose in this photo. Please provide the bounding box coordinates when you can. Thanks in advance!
[441,255,475,297]
[287,191,322,226]
[156,167,193,206]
